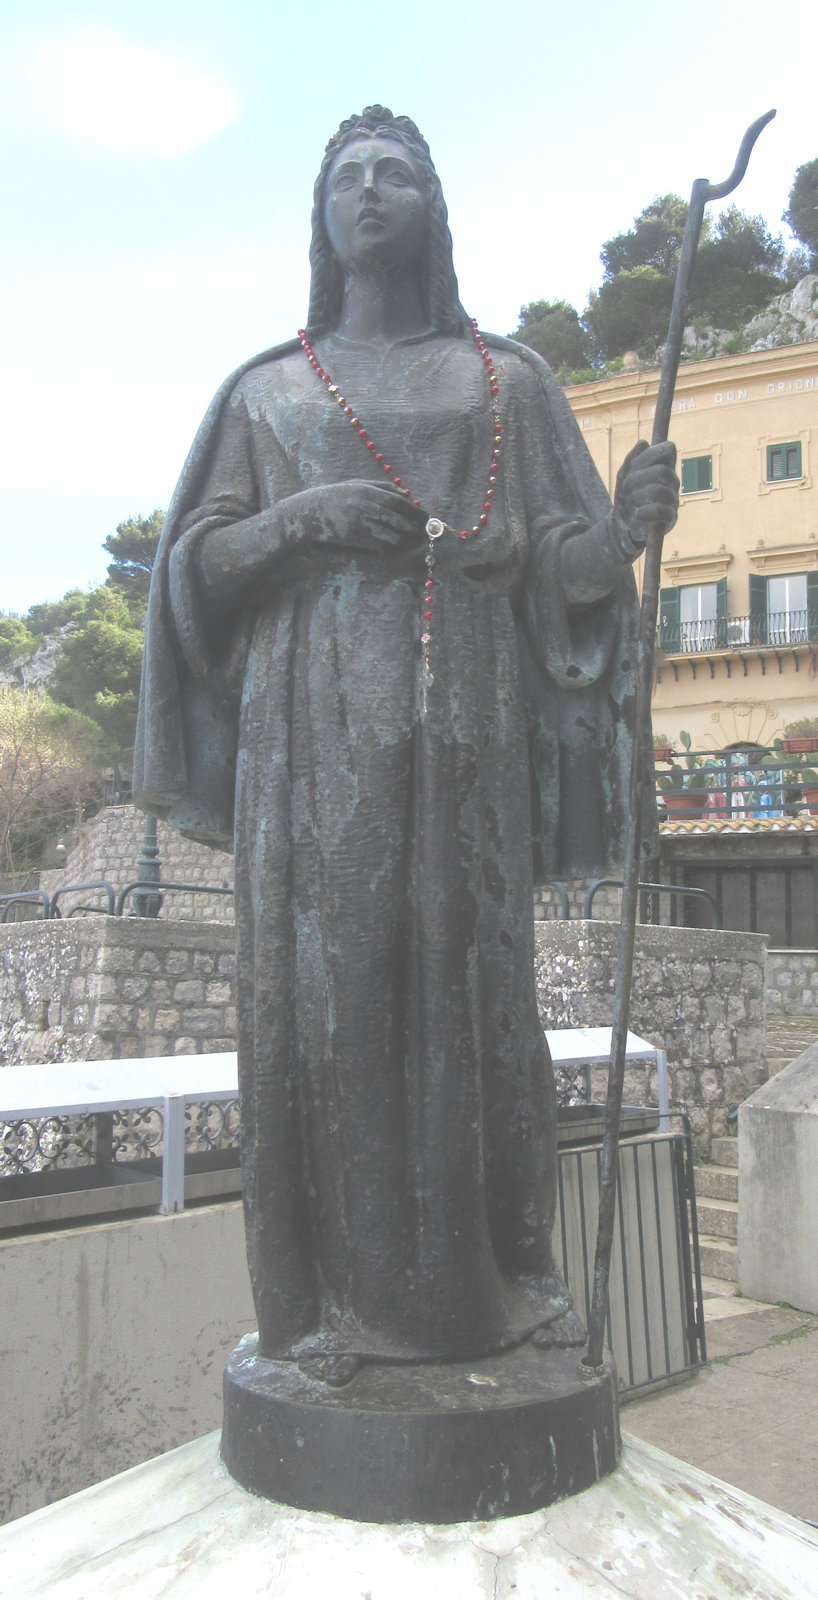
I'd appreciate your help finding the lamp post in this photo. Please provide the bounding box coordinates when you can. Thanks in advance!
[132,813,163,918]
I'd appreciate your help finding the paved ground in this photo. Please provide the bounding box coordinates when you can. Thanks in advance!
[622,1275,818,1527]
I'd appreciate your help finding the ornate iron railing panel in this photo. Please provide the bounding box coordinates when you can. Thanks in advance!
[1,1114,97,1176]
[553,1061,590,1107]
[1,1099,240,1180]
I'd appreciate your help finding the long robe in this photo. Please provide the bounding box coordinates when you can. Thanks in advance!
[134,332,651,1363]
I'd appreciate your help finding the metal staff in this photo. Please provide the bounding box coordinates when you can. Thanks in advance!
[584,110,776,1373]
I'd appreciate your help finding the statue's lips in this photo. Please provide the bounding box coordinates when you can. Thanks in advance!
[357,210,386,228]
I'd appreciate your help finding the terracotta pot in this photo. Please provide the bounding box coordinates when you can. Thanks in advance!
[782,736,818,754]
[653,744,672,763]
[800,787,818,815]
[662,790,707,820]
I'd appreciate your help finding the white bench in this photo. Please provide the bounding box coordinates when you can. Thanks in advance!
[0,1053,239,1214]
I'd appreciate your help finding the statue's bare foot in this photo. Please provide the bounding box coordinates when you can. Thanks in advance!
[531,1308,586,1349]
[299,1353,361,1387]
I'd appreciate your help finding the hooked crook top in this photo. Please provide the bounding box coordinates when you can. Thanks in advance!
[702,109,776,203]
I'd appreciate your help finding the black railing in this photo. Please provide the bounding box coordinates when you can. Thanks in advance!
[584,879,720,927]
[0,880,234,923]
[659,610,818,655]
[555,1117,706,1395]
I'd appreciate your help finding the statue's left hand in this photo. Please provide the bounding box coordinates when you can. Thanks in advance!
[614,440,678,545]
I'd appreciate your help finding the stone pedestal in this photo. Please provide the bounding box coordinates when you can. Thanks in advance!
[221,1334,619,1522]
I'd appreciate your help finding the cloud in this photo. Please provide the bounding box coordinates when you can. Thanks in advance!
[32,29,237,155]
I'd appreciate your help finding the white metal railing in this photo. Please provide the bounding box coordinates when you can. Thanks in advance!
[1,1033,668,1218]
[0,1053,238,1215]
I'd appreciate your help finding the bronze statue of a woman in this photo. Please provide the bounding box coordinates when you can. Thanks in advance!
[135,108,677,1397]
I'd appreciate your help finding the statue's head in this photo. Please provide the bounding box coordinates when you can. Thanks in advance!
[307,105,467,337]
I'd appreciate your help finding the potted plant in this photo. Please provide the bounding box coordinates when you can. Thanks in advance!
[655,730,708,818]
[652,732,672,763]
[781,717,818,756]
[798,768,818,814]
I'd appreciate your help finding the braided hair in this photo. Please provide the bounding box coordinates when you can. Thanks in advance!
[306,105,469,338]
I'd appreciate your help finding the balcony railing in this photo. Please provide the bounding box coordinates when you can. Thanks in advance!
[654,743,818,822]
[658,610,818,655]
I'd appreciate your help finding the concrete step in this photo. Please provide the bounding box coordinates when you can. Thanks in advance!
[694,1164,738,1203]
[697,1234,738,1283]
[709,1135,738,1169]
[696,1197,738,1241]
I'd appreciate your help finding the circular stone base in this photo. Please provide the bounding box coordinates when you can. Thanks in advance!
[221,1333,620,1524]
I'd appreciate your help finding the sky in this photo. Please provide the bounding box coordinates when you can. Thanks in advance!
[1,0,814,614]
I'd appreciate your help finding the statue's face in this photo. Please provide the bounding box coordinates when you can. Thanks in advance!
[324,134,428,273]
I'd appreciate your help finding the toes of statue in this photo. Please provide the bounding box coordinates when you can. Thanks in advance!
[531,1324,555,1349]
[322,1354,361,1387]
[538,1308,587,1349]
[299,1353,361,1388]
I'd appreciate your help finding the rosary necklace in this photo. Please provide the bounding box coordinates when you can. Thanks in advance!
[297,319,502,714]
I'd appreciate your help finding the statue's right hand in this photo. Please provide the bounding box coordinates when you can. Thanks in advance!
[283,480,428,564]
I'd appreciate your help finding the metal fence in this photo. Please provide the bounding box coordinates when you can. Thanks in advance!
[654,744,818,822]
[0,879,234,923]
[556,1123,706,1395]
[1,1100,240,1181]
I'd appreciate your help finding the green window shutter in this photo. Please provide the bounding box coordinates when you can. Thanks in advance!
[749,573,767,643]
[807,572,818,640]
[659,586,680,652]
[681,455,712,493]
[716,576,728,646]
[786,442,802,478]
[767,442,802,481]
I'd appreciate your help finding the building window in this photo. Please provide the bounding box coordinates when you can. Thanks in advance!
[659,578,726,653]
[680,583,718,650]
[681,455,713,494]
[767,573,808,643]
[749,571,818,645]
[766,442,802,482]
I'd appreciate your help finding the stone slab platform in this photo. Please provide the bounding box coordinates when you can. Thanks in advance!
[2,1429,816,1599]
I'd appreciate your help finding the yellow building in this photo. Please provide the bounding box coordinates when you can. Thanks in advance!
[565,341,818,753]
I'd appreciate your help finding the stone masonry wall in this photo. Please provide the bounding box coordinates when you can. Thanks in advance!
[38,806,234,922]
[534,879,621,923]
[2,916,766,1158]
[766,949,818,1014]
[0,919,236,1064]
[535,920,768,1158]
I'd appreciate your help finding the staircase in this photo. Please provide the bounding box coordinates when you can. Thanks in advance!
[766,1015,818,1078]
[695,1135,738,1282]
[693,1014,818,1283]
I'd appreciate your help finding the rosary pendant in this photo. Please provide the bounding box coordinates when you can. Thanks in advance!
[419,519,447,719]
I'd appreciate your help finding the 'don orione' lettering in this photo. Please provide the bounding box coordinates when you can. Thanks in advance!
[767,377,816,394]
